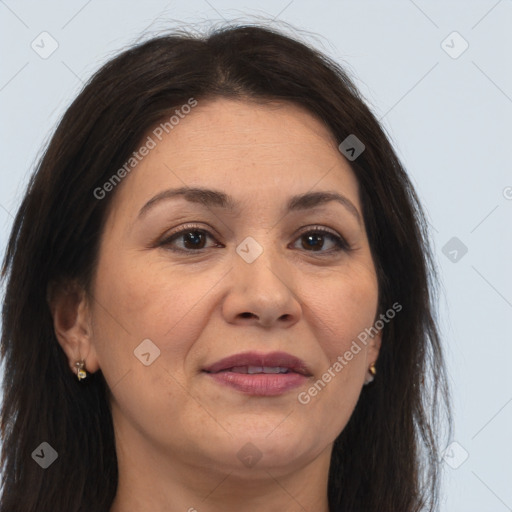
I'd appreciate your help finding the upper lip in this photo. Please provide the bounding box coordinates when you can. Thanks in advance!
[203,351,312,376]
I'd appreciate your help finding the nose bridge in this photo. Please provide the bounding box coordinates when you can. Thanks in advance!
[224,231,300,326]
[235,226,288,279]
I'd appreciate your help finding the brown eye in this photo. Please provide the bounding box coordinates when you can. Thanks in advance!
[158,224,350,255]
[293,228,350,254]
[159,224,219,252]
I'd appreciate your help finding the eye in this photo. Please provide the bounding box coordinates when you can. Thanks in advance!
[291,226,351,254]
[158,224,351,254]
[158,224,219,252]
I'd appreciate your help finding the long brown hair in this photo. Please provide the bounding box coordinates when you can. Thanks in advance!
[1,23,452,511]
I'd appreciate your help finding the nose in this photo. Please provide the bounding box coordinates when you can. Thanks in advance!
[222,243,302,328]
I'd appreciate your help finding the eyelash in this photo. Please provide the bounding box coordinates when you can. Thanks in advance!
[157,223,352,255]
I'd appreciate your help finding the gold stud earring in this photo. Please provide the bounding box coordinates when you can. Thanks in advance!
[75,359,87,381]
[365,362,377,385]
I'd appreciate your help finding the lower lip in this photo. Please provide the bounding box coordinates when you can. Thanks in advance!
[204,371,308,396]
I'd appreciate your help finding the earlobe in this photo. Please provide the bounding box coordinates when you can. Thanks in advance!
[47,279,100,377]
[364,329,382,385]
[370,329,382,363]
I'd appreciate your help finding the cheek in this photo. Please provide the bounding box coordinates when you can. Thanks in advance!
[295,271,377,438]
[89,251,220,374]
[310,263,379,356]
[89,254,214,437]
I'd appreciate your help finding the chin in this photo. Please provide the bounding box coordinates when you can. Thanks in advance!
[211,427,317,471]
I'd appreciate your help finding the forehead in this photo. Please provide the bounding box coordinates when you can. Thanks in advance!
[106,98,360,221]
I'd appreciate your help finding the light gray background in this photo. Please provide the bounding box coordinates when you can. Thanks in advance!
[1,1,511,510]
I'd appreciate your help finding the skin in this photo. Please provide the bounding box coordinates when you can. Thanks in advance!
[51,98,382,512]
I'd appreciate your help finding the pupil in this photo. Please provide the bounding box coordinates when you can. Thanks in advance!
[185,231,204,249]
[304,233,322,251]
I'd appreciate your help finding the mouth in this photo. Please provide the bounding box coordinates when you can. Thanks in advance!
[203,351,312,376]
[202,351,312,396]
[216,366,297,374]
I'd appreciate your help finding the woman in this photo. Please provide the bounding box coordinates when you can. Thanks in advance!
[0,23,452,512]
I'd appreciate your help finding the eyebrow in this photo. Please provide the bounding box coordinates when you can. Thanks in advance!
[137,186,362,225]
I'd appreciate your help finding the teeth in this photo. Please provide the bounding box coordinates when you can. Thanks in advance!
[229,366,290,374]
[263,366,287,374]
[231,366,249,374]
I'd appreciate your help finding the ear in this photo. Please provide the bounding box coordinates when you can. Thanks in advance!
[47,279,101,377]
[368,328,382,363]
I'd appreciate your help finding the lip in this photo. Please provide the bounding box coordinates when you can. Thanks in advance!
[202,351,312,396]
[203,351,312,376]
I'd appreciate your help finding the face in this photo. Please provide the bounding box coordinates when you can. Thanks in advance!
[82,98,381,477]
